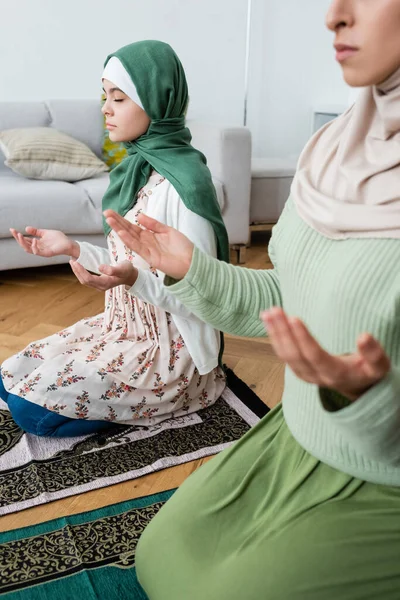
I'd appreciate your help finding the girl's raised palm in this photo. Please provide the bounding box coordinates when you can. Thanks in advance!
[104,210,194,279]
[10,227,76,258]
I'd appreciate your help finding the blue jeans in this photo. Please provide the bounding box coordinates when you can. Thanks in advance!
[0,372,116,437]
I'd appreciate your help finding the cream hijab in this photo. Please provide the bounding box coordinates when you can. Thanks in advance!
[292,67,400,239]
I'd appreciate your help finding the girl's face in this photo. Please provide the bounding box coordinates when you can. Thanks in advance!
[102,78,150,142]
[326,0,400,86]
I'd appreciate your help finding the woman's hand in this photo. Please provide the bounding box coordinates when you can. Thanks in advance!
[10,226,79,258]
[262,307,391,401]
[69,259,138,291]
[104,210,194,280]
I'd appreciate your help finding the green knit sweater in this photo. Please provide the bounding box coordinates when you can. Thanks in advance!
[166,198,400,486]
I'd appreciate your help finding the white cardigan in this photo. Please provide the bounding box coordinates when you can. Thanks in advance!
[76,179,221,375]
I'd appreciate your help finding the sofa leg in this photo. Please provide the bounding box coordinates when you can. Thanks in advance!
[230,244,247,264]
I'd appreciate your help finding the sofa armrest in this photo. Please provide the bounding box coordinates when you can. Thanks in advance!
[187,121,252,246]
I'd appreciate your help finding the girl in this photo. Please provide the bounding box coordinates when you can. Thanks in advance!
[0,40,227,437]
[106,1,400,597]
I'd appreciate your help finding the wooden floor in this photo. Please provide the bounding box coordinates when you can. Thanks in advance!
[0,233,284,532]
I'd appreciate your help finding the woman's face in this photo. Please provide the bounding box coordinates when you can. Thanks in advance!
[102,79,150,142]
[326,0,400,86]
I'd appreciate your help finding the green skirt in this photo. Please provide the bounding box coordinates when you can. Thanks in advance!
[136,404,400,599]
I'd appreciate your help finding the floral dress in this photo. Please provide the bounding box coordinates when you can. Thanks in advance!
[1,174,226,425]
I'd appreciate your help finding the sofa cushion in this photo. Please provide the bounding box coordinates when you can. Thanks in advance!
[73,173,110,211]
[0,102,50,132]
[0,171,224,241]
[47,100,104,159]
[0,172,105,239]
[0,127,108,182]
[0,102,50,173]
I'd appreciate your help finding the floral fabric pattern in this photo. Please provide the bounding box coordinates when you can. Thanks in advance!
[1,173,225,425]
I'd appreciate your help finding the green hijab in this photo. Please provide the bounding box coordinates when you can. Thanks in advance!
[102,40,229,264]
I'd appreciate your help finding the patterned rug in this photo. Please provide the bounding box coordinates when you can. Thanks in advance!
[0,489,174,598]
[0,369,268,516]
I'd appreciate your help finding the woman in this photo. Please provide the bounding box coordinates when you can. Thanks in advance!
[105,1,400,597]
[0,40,227,437]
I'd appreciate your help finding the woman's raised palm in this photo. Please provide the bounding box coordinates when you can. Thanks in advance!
[10,226,74,258]
[104,210,194,279]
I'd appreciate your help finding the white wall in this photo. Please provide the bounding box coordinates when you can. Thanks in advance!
[0,0,351,159]
[0,0,248,125]
[247,0,350,158]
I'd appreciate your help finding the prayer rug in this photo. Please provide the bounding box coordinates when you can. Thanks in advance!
[0,369,268,515]
[0,489,175,598]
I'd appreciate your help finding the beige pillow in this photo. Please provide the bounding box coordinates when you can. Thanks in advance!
[0,127,109,181]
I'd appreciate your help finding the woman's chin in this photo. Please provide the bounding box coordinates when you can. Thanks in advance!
[342,70,369,88]
[108,130,123,143]
[341,63,397,88]
[109,132,133,144]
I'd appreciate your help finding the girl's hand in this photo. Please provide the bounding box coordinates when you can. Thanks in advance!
[10,227,79,258]
[69,259,138,291]
[262,307,391,401]
[104,210,194,280]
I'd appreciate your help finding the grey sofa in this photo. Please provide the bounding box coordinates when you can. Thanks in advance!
[0,100,251,271]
